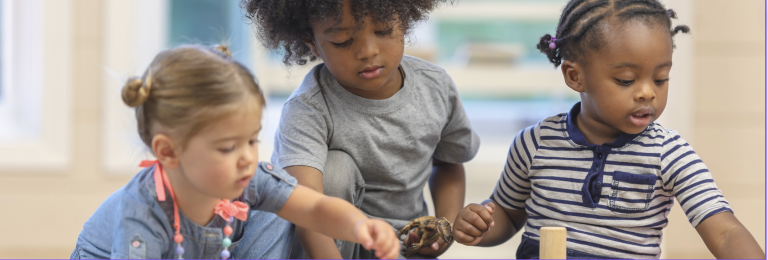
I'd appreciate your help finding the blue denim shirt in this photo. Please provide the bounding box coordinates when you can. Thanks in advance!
[72,162,297,259]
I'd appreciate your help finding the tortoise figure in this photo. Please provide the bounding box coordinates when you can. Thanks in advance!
[397,216,454,257]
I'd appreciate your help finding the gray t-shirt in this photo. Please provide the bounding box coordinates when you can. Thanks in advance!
[272,55,480,229]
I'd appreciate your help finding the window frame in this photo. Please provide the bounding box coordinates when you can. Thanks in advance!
[0,0,73,172]
[101,0,168,175]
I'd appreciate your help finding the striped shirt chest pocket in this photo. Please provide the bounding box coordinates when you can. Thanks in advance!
[609,171,658,212]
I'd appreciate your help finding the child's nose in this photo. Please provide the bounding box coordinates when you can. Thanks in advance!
[239,148,256,168]
[634,81,656,101]
[355,36,379,60]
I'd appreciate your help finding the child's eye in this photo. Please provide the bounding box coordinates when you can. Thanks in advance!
[615,79,634,86]
[331,39,353,48]
[219,146,236,153]
[248,139,259,146]
[654,78,670,85]
[375,28,394,36]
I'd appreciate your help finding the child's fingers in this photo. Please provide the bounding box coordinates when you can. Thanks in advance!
[452,228,476,243]
[453,229,482,246]
[405,231,420,246]
[469,204,495,230]
[415,237,445,255]
[375,227,398,260]
[381,233,398,259]
[455,217,485,237]
[385,235,401,259]
[371,221,398,259]
[355,220,374,250]
[481,200,497,214]
[373,223,393,258]
[392,234,402,258]
[461,208,491,233]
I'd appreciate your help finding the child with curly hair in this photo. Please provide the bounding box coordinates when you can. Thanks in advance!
[240,0,479,258]
[71,45,400,259]
[451,0,764,259]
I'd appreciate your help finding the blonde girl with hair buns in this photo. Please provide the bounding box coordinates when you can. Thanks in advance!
[71,44,400,259]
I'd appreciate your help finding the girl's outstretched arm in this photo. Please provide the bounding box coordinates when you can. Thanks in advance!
[276,184,401,259]
[695,211,764,259]
[283,165,343,259]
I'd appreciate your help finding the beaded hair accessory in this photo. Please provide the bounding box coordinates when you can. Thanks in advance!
[548,36,557,49]
[139,160,248,259]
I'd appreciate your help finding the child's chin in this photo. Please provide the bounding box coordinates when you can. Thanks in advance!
[622,125,649,135]
[223,190,245,200]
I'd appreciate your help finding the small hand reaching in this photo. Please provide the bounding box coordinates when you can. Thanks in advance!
[452,199,496,246]
[354,219,401,259]
[403,230,451,257]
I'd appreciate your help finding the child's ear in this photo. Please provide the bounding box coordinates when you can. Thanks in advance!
[561,60,585,93]
[151,134,180,170]
[304,35,320,57]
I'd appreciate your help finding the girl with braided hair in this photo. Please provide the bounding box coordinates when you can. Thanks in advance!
[452,0,764,258]
[71,44,400,259]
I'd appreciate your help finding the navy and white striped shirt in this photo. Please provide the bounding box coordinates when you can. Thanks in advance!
[492,103,732,259]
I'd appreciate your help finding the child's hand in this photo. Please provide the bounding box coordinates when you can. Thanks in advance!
[354,219,400,259]
[452,200,495,246]
[403,229,451,257]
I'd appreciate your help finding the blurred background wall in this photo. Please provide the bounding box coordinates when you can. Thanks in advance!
[0,0,763,258]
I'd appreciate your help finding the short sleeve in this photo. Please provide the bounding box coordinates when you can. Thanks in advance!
[243,163,298,213]
[111,203,169,259]
[660,131,732,227]
[431,75,480,164]
[271,97,330,173]
[492,126,537,210]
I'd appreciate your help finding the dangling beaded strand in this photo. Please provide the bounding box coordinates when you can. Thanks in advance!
[214,199,247,259]
[214,199,248,259]
[140,160,185,259]
[174,233,184,259]
[140,161,249,260]
[221,216,234,259]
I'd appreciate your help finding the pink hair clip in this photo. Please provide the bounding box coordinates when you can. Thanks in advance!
[549,36,557,49]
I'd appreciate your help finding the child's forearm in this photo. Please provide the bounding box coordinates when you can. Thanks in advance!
[708,223,764,259]
[312,196,371,242]
[278,185,368,244]
[429,160,466,222]
[282,166,345,258]
[696,211,764,259]
[714,225,765,259]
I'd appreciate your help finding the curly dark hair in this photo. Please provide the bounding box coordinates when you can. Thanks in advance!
[536,0,691,67]
[241,0,451,66]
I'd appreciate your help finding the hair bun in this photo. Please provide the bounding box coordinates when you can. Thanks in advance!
[122,77,150,107]
[536,33,562,67]
[214,45,232,58]
[671,25,691,36]
[666,9,677,19]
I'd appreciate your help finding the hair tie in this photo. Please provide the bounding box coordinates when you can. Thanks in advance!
[548,36,557,49]
[141,69,153,95]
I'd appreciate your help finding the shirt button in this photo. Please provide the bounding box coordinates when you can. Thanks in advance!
[592,166,599,171]
[597,153,603,159]
[132,240,141,248]
[592,196,599,201]
[594,181,602,189]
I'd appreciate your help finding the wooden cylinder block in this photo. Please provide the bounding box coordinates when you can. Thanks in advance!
[540,227,567,259]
